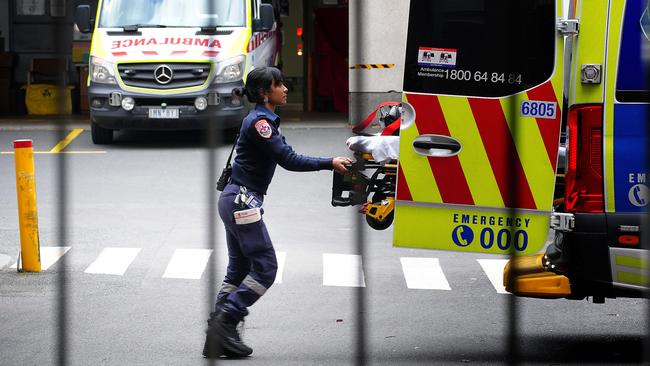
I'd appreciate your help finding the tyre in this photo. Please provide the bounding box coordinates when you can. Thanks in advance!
[364,192,394,230]
[365,211,394,230]
[91,121,114,144]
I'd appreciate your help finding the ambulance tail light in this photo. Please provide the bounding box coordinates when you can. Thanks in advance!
[564,104,604,212]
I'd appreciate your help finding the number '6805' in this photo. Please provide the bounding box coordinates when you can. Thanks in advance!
[520,100,556,119]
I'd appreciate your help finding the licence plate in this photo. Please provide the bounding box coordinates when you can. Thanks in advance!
[148,108,179,119]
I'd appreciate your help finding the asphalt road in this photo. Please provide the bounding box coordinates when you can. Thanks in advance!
[0,118,647,365]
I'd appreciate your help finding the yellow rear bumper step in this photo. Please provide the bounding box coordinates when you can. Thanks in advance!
[503,254,571,298]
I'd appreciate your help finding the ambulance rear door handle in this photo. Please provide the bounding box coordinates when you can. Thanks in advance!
[412,135,461,157]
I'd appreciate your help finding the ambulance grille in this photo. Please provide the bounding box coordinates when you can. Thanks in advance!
[117,63,211,90]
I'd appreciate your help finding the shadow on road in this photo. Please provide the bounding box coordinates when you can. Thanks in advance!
[108,129,238,149]
[372,334,645,365]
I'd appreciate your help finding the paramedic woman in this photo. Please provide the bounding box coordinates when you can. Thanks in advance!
[203,67,352,358]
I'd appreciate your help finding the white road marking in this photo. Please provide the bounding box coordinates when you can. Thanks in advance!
[84,248,141,276]
[162,249,213,279]
[400,257,451,290]
[275,251,286,284]
[323,253,366,287]
[477,259,510,294]
[11,246,71,270]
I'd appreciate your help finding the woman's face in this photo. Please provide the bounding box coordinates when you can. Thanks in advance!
[265,81,288,106]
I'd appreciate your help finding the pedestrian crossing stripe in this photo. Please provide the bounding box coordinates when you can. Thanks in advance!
[84,247,141,276]
[323,253,366,287]
[6,247,512,294]
[400,257,451,290]
[163,249,213,279]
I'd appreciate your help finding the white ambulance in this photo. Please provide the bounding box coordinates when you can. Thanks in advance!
[74,0,281,144]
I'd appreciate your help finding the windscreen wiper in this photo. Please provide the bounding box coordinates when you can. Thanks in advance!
[121,24,167,32]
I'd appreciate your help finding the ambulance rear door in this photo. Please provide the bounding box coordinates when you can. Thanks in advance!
[394,0,566,255]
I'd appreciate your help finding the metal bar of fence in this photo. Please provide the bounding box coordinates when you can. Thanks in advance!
[205,0,219,364]
[55,4,69,366]
[353,1,367,365]
[640,33,650,363]
[506,3,521,364]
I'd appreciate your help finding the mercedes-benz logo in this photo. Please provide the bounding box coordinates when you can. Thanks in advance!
[154,65,173,85]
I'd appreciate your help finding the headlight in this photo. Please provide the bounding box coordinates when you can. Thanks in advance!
[213,55,246,84]
[90,56,117,84]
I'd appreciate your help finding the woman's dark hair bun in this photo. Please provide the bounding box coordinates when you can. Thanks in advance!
[244,67,284,104]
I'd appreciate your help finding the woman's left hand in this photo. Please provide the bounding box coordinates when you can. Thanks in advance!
[332,157,353,174]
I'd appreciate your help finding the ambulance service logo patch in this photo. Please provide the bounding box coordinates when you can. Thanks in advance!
[255,120,273,139]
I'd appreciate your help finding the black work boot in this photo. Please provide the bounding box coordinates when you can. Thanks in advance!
[202,311,252,358]
[202,312,223,358]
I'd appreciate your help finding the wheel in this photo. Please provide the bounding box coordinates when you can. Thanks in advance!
[365,211,394,230]
[91,121,114,144]
[364,192,394,230]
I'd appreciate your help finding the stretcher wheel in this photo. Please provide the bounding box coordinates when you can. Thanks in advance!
[366,211,394,230]
[365,192,394,230]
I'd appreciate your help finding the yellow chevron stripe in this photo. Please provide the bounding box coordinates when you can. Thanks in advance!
[438,96,502,207]
[501,95,555,211]
[604,0,626,212]
[399,95,441,203]
[399,121,442,203]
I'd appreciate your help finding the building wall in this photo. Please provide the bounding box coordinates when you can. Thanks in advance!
[348,0,409,122]
[0,0,9,52]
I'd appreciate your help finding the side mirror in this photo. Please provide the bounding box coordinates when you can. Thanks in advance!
[75,5,93,33]
[253,4,275,32]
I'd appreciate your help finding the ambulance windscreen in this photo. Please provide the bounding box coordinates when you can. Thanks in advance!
[98,0,246,28]
[402,0,555,98]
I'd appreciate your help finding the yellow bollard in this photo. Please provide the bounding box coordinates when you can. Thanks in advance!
[14,139,41,272]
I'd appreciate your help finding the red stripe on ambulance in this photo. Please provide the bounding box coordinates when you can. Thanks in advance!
[526,81,562,172]
[468,98,537,209]
[408,93,474,205]
[396,165,413,201]
[112,52,127,57]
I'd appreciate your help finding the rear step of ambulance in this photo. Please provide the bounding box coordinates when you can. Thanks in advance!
[503,254,571,298]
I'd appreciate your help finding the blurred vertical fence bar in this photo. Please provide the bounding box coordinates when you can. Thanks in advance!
[205,0,219,364]
[55,3,69,366]
[352,1,367,365]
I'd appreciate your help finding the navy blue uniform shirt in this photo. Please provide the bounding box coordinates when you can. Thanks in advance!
[230,104,333,194]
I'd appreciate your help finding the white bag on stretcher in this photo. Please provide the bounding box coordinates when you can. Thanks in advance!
[346,135,400,163]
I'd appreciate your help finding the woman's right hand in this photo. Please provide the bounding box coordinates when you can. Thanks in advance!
[332,157,353,174]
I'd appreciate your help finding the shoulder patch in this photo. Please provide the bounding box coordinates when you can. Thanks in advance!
[255,119,273,139]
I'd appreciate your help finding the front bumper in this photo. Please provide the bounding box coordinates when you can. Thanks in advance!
[88,82,247,130]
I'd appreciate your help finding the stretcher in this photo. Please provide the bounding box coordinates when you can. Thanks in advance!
[331,102,401,230]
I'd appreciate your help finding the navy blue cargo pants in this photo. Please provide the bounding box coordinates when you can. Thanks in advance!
[215,183,278,321]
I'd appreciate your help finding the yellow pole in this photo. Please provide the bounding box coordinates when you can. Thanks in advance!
[14,139,41,272]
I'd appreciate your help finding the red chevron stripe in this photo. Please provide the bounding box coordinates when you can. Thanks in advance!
[468,98,537,209]
[396,164,413,201]
[407,93,474,205]
[526,81,562,172]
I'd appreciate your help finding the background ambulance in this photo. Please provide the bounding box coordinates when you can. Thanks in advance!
[394,0,648,302]
[74,0,281,144]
